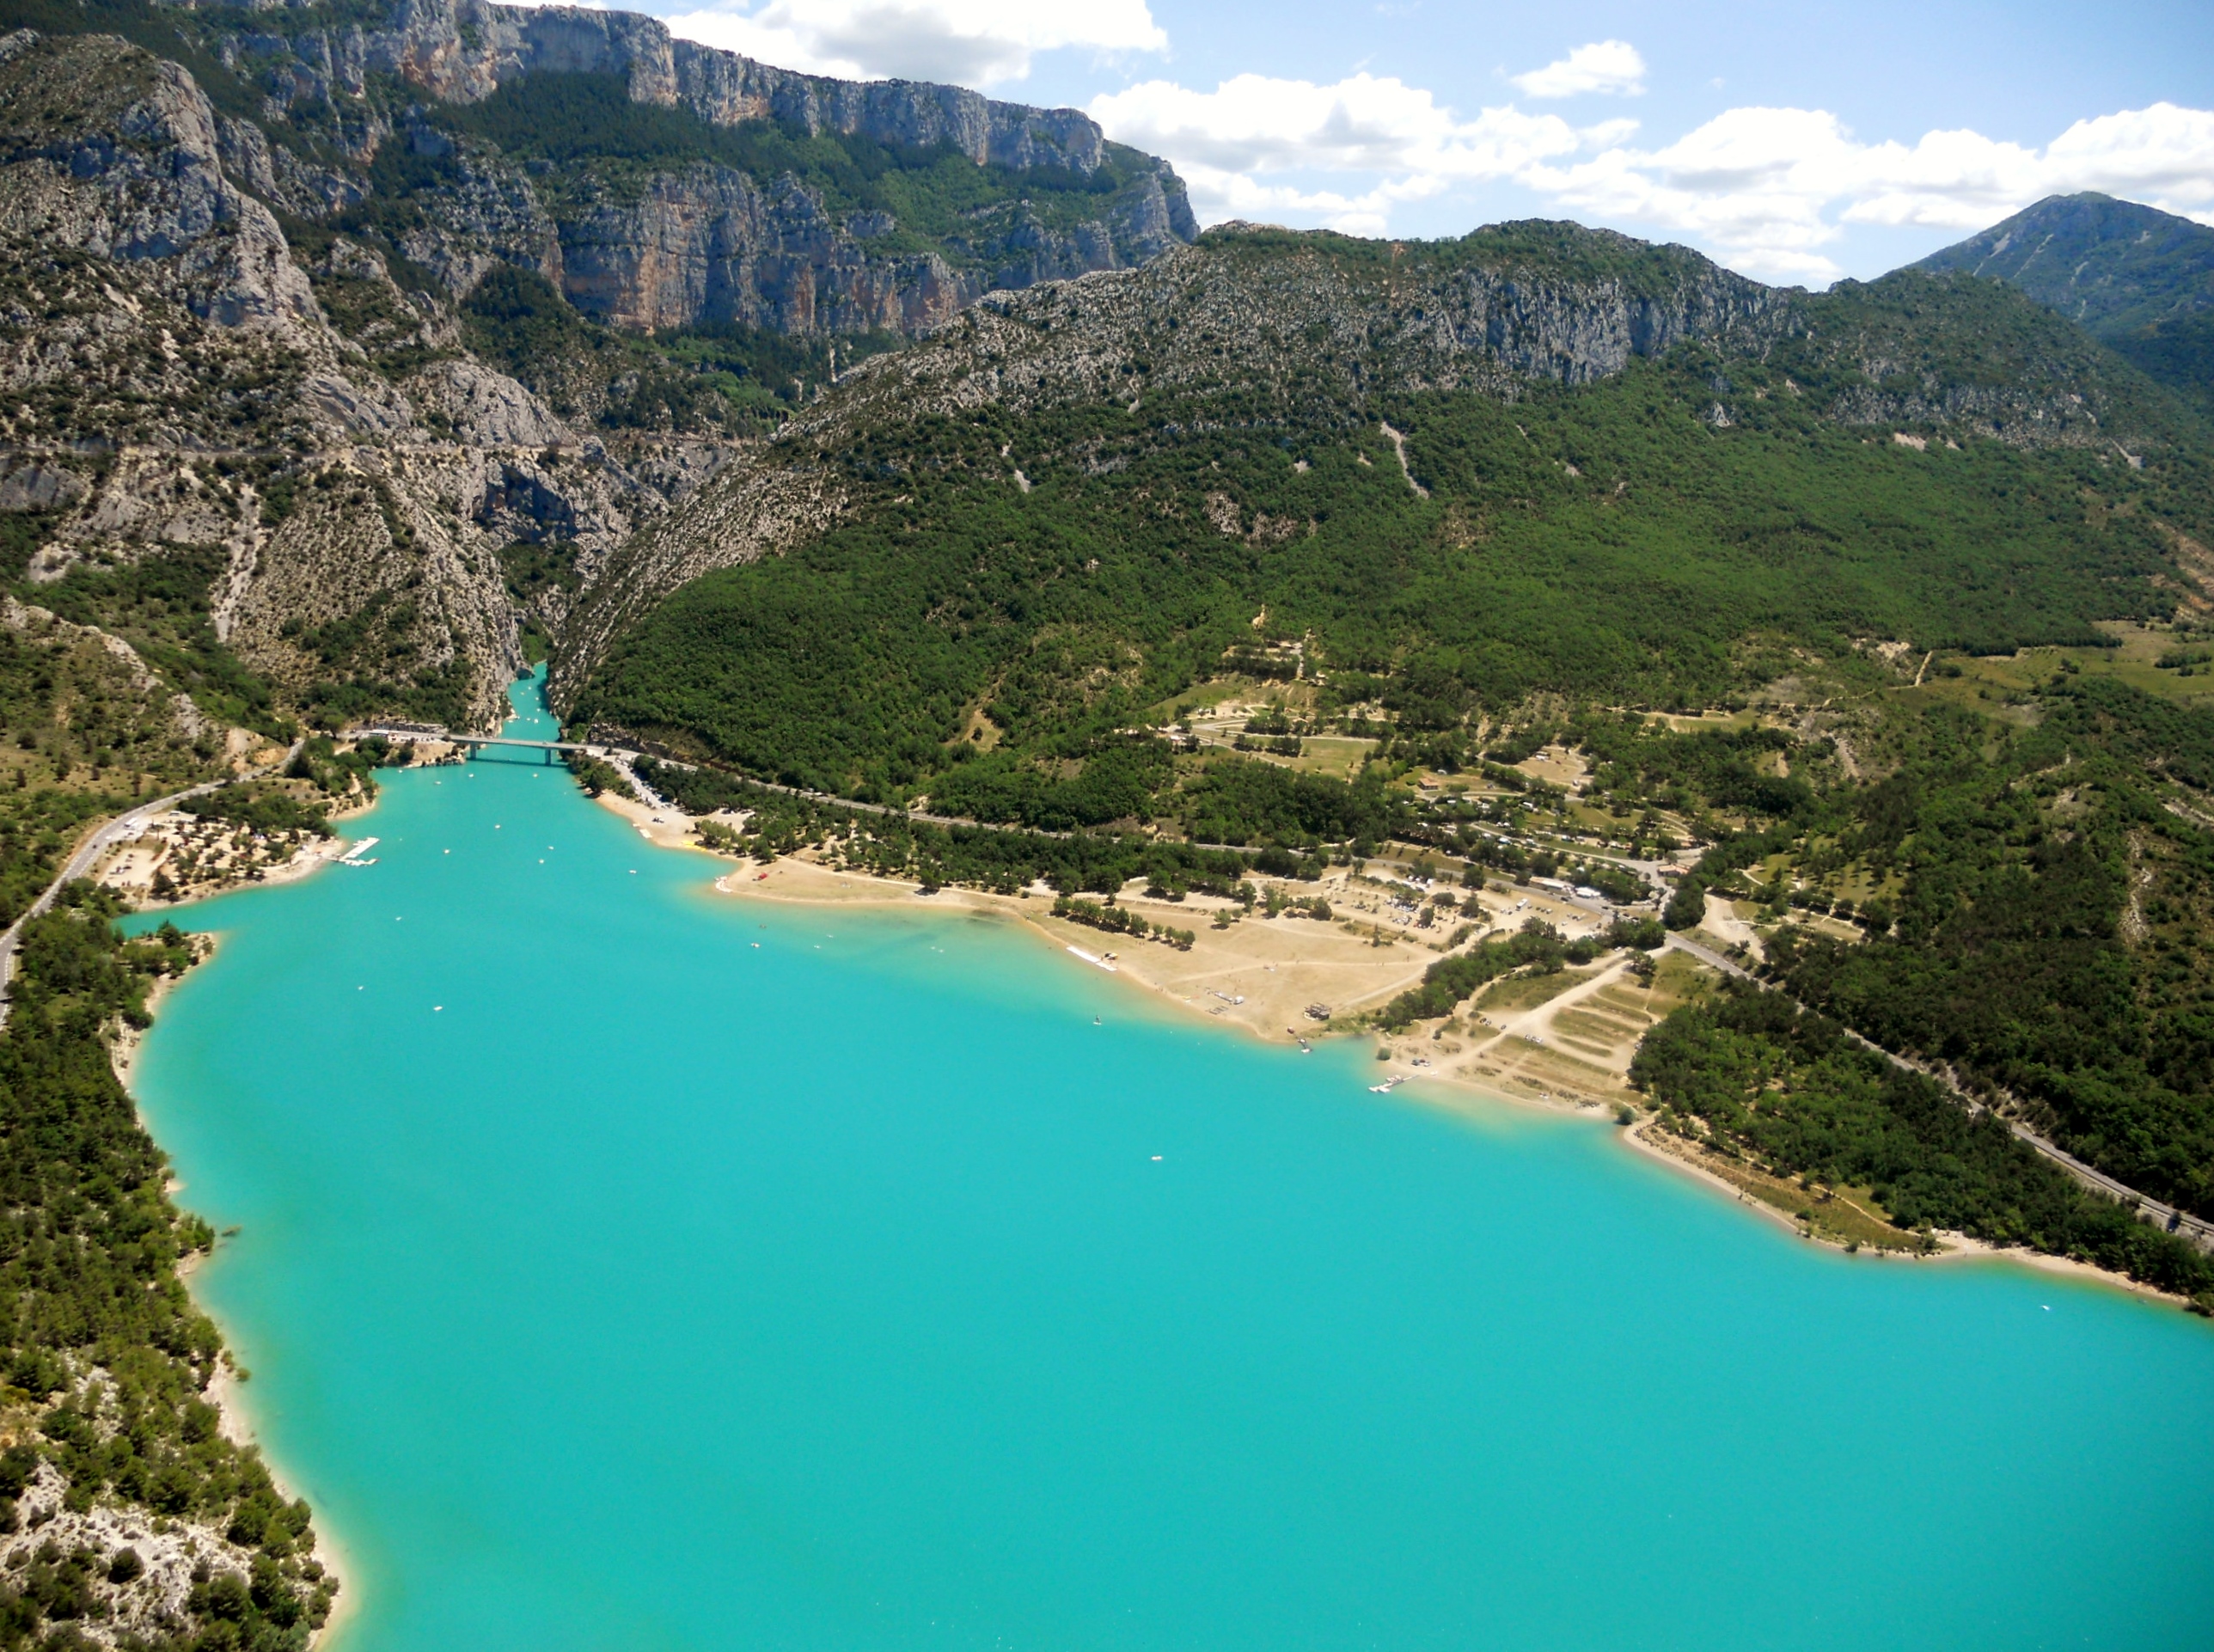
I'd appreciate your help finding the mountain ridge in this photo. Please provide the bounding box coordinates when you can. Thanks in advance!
[1916,192,2214,413]
[556,218,2207,688]
[10,0,1197,341]
[0,8,1198,731]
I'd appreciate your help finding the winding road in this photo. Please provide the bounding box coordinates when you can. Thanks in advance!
[0,741,301,1031]
[1661,933,2214,1254]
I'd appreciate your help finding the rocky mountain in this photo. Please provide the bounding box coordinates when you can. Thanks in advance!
[17,0,1195,340]
[3,2,2208,756]
[0,25,649,730]
[1917,193,2214,413]
[0,0,1196,731]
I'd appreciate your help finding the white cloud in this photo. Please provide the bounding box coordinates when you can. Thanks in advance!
[1090,73,1594,232]
[1510,40,1645,100]
[1577,117,1639,150]
[2018,102,2214,219]
[645,6,2214,281]
[661,0,1165,87]
[1530,99,2214,281]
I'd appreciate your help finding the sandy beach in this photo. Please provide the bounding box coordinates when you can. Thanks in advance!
[594,789,2195,1306]
[594,790,1639,1074]
[596,790,1701,1126]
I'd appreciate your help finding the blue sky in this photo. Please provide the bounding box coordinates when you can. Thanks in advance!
[643,0,2214,284]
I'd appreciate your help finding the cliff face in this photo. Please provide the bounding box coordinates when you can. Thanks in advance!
[0,29,698,731]
[371,0,1110,172]
[542,159,1190,337]
[169,0,1196,339]
[1415,259,1778,384]
[0,29,317,335]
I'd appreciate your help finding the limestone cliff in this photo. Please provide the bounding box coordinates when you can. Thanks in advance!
[156,0,1196,339]
[367,0,1111,170]
[0,29,695,731]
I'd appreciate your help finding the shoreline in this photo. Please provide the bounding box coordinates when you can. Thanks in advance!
[122,866,362,1644]
[87,739,2199,1643]
[604,792,1451,1053]
[592,790,2196,1311]
[1619,1109,2193,1307]
[206,1360,361,1649]
[125,830,355,913]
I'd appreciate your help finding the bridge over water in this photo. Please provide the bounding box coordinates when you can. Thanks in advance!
[352,727,1049,833]
[355,727,629,763]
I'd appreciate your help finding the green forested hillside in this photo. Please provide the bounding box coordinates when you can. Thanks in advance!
[574,259,2207,812]
[0,598,353,1640]
[568,224,2214,1245]
[1917,193,2214,415]
[1631,979,2214,1300]
[0,891,338,1646]
[1764,674,2214,1215]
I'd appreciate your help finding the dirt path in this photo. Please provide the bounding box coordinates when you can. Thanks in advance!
[1379,422,1429,497]
[1470,953,1635,1058]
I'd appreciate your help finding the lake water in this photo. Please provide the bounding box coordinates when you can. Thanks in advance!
[126,676,2214,1650]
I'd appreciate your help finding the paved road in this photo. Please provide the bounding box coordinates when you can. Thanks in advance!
[0,741,302,1031]
[1664,931,1753,979]
[363,726,1077,838]
[1661,933,2214,1252]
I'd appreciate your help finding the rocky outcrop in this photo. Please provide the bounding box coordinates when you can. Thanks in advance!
[795,225,1790,425]
[357,0,1111,174]
[0,30,320,335]
[1403,254,1780,385]
[405,356,577,448]
[214,112,370,223]
[155,0,1196,338]
[0,29,724,729]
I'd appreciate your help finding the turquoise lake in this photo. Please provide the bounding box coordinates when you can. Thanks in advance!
[125,677,2214,1650]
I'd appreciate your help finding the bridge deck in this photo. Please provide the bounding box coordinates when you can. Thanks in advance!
[358,729,608,755]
